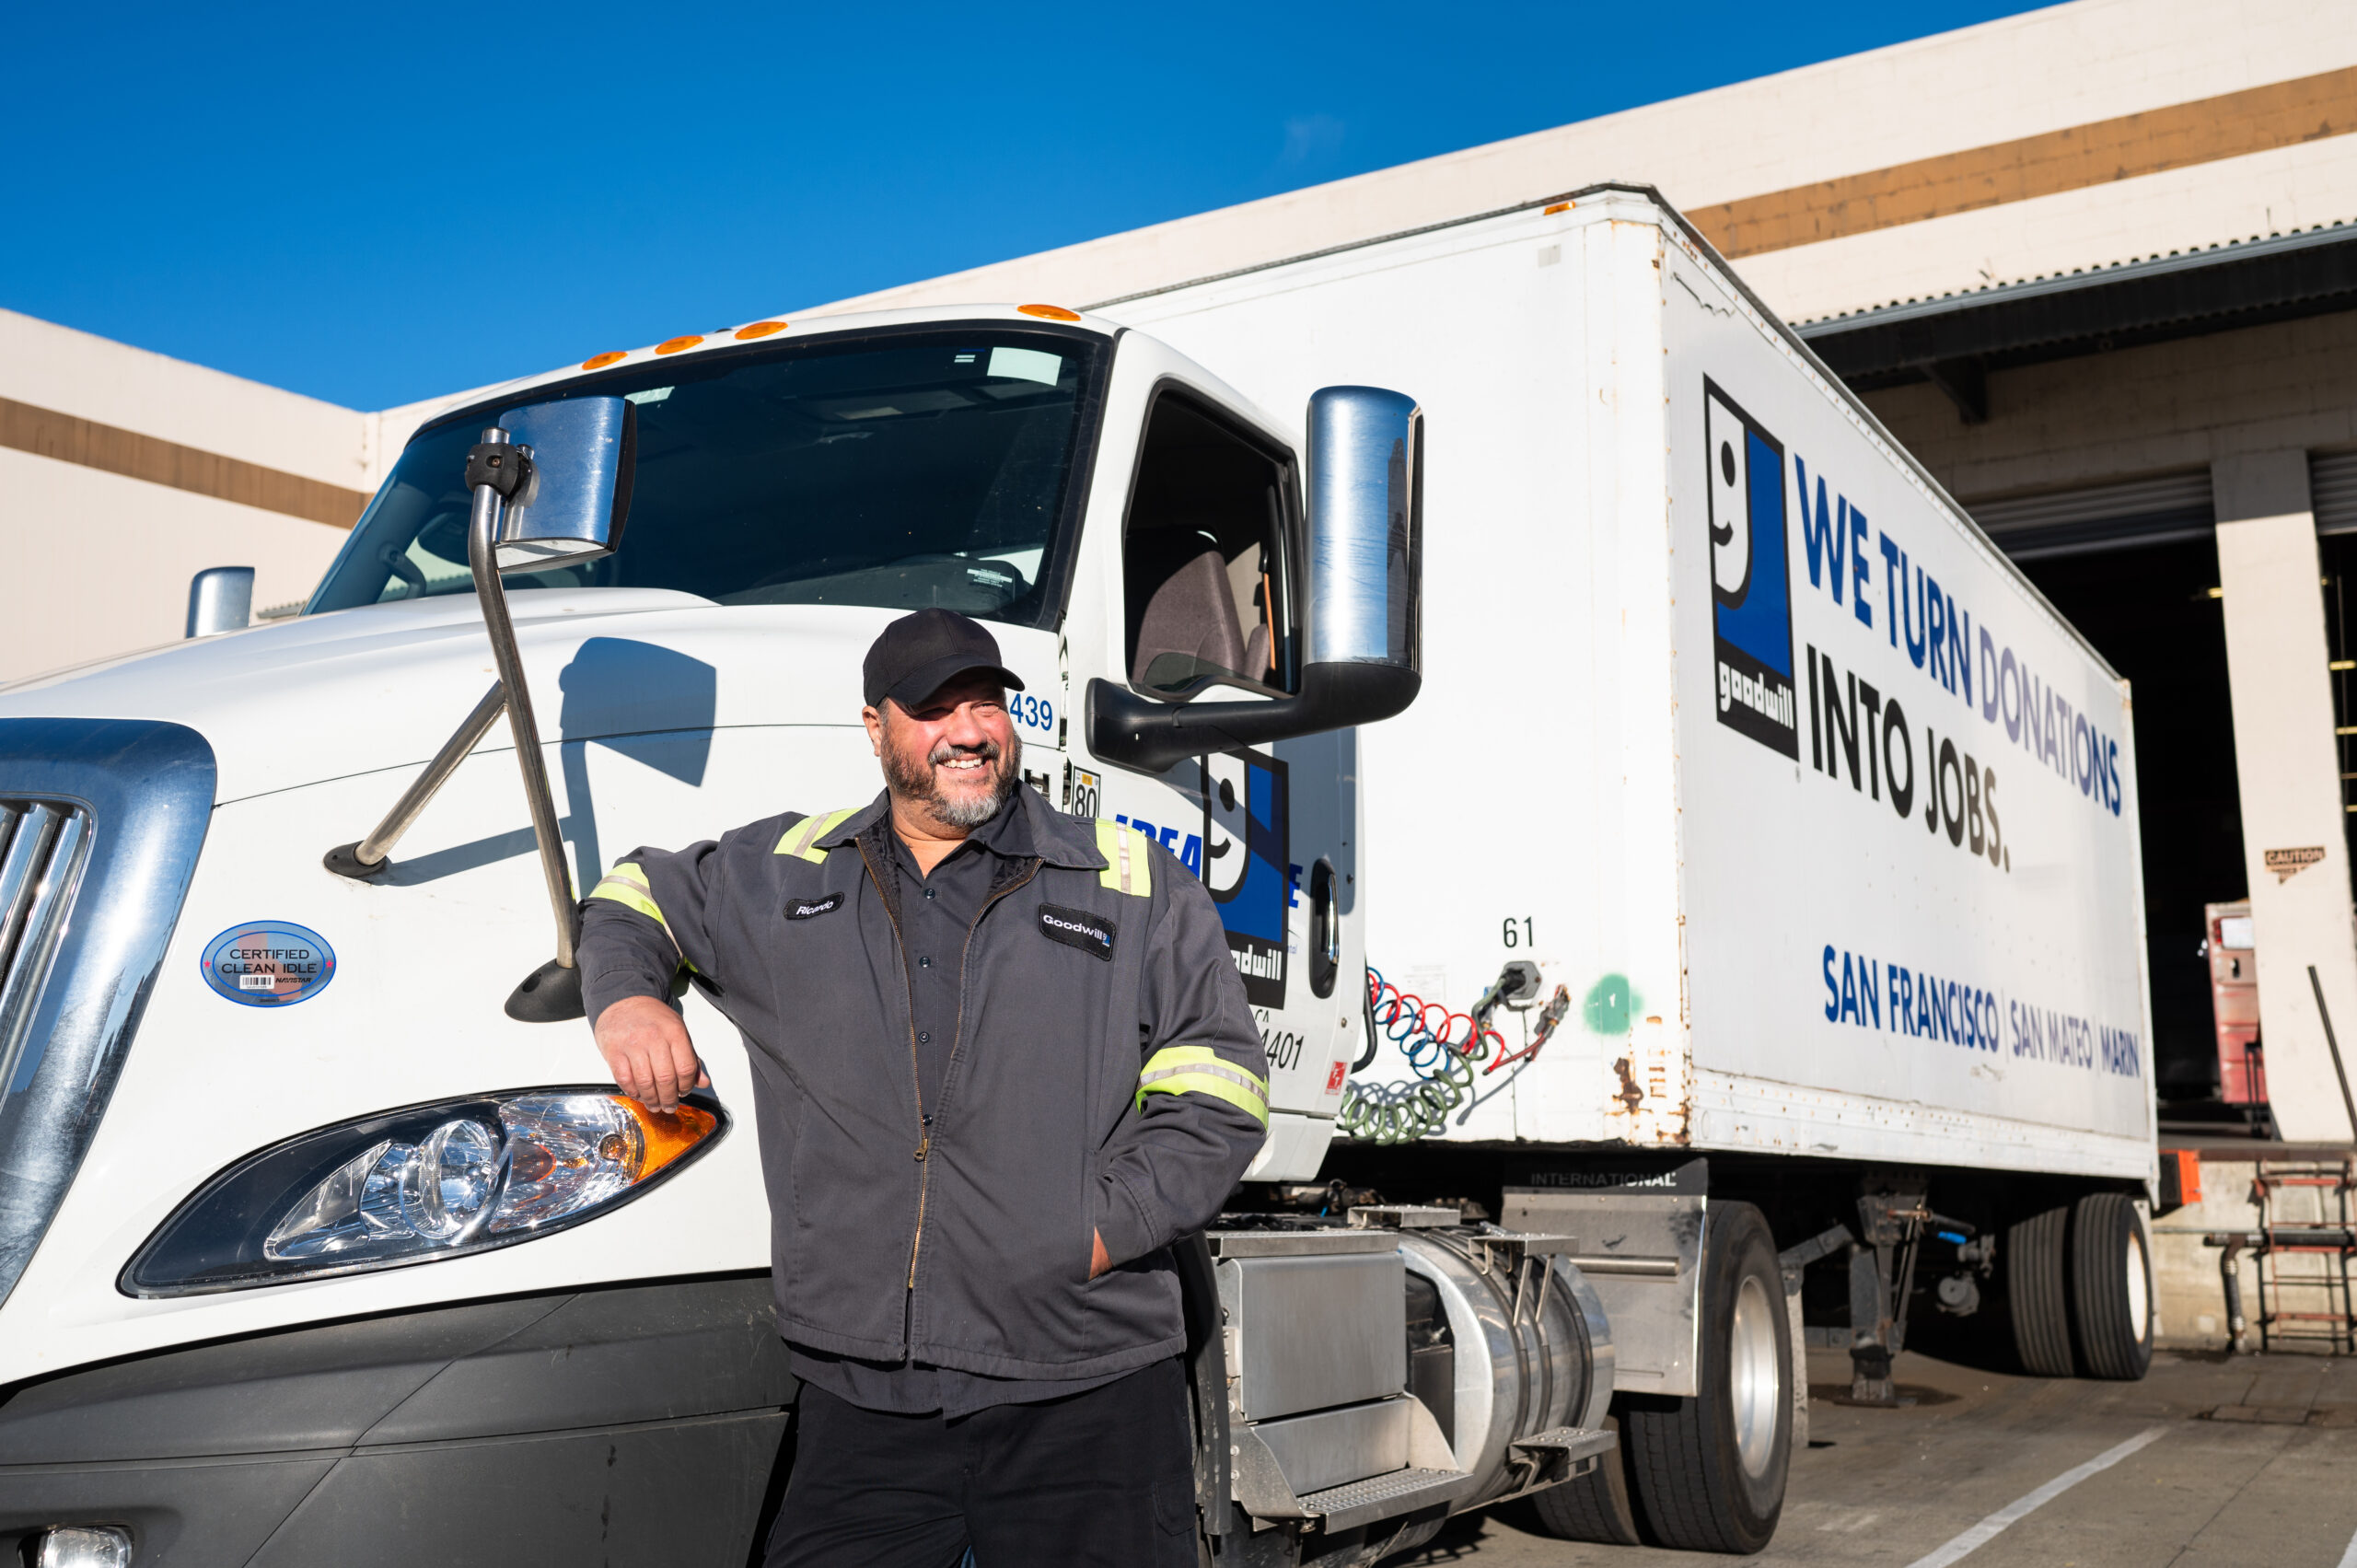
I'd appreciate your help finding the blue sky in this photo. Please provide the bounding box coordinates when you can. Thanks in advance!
[4,3,2050,411]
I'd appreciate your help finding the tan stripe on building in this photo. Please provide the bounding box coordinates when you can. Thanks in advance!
[0,395,371,528]
[1693,64,2357,259]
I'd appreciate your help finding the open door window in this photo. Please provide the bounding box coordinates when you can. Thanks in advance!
[1122,389,1299,701]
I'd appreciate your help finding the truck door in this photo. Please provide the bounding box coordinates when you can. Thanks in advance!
[1090,386,1357,1167]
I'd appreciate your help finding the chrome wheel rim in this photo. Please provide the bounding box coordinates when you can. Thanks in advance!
[1728,1272,1781,1478]
[2126,1225,2151,1342]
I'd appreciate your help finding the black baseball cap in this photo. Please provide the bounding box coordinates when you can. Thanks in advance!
[863,608,1026,712]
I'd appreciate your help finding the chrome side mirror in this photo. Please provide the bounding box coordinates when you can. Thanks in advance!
[1306,386,1422,676]
[322,394,637,1024]
[484,397,637,571]
[184,566,255,638]
[1087,385,1424,774]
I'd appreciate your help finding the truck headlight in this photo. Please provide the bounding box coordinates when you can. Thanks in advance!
[122,1088,726,1296]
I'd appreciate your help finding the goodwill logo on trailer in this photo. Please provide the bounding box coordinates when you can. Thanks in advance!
[1703,383,1801,759]
[1701,378,2140,1083]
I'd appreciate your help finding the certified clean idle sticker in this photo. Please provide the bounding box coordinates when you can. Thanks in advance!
[201,922,336,1007]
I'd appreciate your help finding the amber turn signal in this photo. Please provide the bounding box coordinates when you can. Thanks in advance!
[612,1096,720,1180]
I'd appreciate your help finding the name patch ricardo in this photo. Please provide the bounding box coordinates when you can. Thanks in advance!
[785,892,844,920]
[1038,903,1117,960]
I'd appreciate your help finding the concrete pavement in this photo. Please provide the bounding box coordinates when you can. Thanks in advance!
[1387,1348,2357,1567]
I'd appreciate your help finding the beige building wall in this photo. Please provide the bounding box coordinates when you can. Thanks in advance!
[0,448,360,680]
[0,308,379,682]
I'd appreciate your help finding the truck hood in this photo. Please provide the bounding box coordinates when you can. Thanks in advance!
[0,590,920,803]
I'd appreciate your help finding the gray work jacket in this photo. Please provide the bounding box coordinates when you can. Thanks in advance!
[577,784,1270,1383]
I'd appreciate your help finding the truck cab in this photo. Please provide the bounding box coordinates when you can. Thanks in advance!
[0,308,1515,1568]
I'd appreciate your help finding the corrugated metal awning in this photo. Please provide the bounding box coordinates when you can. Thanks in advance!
[2314,450,2357,536]
[1968,471,2215,561]
[1796,223,2357,423]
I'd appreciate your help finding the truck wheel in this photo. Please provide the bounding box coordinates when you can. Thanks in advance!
[2006,1205,2074,1376]
[2071,1192,2154,1380]
[1620,1202,1791,1554]
[1528,1413,1642,1544]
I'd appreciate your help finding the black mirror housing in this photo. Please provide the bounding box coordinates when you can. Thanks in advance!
[1086,664,1418,776]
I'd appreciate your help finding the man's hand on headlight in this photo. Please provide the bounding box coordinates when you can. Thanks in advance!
[594,994,710,1113]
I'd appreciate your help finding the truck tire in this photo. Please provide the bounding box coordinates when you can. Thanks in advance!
[2006,1205,2074,1376]
[2070,1192,2154,1379]
[1528,1413,1642,1544]
[1620,1201,1791,1554]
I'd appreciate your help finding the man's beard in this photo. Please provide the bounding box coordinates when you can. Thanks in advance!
[883,726,1021,828]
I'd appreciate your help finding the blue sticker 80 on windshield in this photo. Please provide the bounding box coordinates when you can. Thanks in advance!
[201,921,336,1007]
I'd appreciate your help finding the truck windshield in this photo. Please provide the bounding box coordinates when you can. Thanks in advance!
[307,328,1104,629]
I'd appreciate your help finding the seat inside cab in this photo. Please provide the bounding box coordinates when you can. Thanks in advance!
[1122,394,1295,699]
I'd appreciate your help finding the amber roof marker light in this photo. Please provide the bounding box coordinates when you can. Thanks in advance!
[656,334,705,355]
[735,320,789,340]
[580,351,628,370]
[1016,304,1083,321]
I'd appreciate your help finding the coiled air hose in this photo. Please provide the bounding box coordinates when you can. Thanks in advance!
[1337,964,1572,1143]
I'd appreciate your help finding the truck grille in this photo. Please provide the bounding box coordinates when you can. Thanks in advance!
[0,715,215,1312]
[0,801,91,1097]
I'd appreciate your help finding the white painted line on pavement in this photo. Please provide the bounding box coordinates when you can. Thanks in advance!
[2337,1521,2357,1568]
[1902,1426,2169,1568]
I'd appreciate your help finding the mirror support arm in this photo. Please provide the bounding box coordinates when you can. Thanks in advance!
[1086,665,1420,777]
[323,680,506,879]
[463,434,582,971]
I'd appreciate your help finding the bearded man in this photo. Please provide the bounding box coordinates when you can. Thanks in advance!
[576,607,1270,1568]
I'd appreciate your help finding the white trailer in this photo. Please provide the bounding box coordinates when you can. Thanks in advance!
[1113,182,2152,1185]
[0,186,2154,1567]
[1101,184,2161,1548]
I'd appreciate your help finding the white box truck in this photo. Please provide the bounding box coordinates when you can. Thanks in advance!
[0,184,2154,1567]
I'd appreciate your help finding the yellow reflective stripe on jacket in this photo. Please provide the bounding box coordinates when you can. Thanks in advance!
[1136,1045,1269,1126]
[1095,819,1153,897]
[587,862,667,928]
[774,807,859,863]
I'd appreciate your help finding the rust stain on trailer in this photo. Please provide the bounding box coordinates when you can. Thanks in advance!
[1602,1016,1695,1147]
[1611,1056,1645,1115]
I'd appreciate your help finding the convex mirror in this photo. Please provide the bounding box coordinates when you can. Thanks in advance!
[1305,386,1422,675]
[489,397,637,572]
[183,565,256,638]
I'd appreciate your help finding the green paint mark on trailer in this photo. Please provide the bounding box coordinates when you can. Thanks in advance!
[1584,973,1640,1034]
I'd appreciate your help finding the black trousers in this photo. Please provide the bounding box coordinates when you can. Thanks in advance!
[765,1356,1198,1568]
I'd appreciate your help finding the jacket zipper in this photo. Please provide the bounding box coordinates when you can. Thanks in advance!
[853,834,933,1307]
[903,855,1044,1295]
